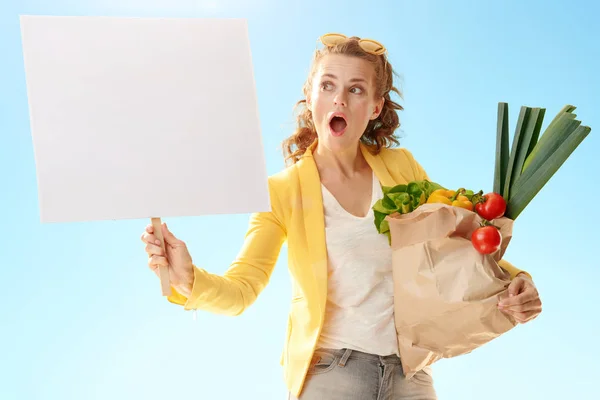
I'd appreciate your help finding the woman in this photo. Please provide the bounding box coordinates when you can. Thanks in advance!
[141,33,542,399]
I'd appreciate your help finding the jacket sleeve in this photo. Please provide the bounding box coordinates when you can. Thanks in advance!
[399,148,531,281]
[166,178,287,316]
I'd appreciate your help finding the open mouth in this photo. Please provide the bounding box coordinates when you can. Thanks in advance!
[329,114,348,136]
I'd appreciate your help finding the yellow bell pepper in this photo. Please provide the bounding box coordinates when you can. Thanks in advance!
[427,188,474,211]
[452,195,474,211]
[426,189,455,205]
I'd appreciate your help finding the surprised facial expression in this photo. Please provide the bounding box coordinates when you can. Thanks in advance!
[307,54,384,153]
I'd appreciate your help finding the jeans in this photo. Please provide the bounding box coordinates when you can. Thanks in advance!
[289,348,437,400]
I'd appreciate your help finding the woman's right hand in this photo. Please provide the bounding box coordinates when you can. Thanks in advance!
[141,222,195,297]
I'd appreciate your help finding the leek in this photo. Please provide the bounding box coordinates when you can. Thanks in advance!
[497,103,591,220]
[493,103,510,195]
[506,124,590,219]
[502,107,530,200]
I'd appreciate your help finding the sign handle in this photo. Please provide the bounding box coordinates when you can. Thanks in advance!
[151,217,172,296]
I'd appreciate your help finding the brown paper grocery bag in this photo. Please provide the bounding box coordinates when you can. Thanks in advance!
[386,203,517,378]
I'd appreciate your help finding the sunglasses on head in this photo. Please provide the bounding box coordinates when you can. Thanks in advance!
[318,33,387,56]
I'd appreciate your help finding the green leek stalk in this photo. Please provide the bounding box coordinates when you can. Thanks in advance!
[493,102,591,220]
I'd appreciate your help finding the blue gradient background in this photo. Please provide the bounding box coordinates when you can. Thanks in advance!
[1,1,598,399]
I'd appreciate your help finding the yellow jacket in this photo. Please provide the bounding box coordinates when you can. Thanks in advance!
[166,141,526,397]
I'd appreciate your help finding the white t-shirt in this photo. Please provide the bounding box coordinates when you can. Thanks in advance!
[316,171,398,356]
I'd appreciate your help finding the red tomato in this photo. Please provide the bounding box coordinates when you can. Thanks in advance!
[475,193,507,220]
[471,226,502,254]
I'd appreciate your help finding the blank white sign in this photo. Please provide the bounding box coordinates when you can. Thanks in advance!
[20,16,270,223]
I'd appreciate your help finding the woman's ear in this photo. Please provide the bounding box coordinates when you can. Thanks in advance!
[306,94,312,112]
[371,97,385,120]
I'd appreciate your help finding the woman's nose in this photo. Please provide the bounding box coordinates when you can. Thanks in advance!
[333,92,347,107]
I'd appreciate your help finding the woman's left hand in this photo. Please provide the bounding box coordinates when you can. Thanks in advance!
[498,273,543,324]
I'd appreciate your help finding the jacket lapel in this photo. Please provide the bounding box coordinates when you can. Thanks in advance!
[296,143,328,312]
[360,144,398,188]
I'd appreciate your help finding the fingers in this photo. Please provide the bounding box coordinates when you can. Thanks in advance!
[502,308,542,324]
[499,290,539,308]
[499,298,542,313]
[141,226,166,261]
[142,223,183,248]
[161,223,187,249]
[498,280,543,324]
[148,255,169,271]
[161,222,179,245]
[501,280,539,308]
[143,223,170,276]
[145,243,165,257]
[140,231,162,247]
[507,277,526,297]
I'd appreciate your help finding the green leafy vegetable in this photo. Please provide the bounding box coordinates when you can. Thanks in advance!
[372,180,444,242]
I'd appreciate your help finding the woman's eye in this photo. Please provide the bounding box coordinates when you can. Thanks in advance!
[320,82,333,90]
[350,87,364,94]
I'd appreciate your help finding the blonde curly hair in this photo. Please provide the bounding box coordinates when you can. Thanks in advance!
[282,36,403,165]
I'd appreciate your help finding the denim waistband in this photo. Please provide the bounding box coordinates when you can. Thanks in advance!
[315,347,402,366]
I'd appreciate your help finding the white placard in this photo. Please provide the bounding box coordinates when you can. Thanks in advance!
[20,16,270,223]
